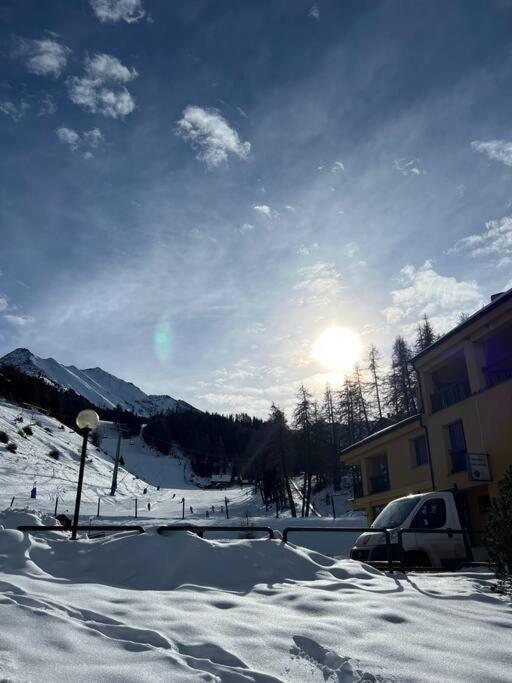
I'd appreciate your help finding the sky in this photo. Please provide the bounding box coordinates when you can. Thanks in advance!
[1,0,512,417]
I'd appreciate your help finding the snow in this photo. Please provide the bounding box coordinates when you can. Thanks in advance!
[0,509,510,682]
[0,399,510,681]
[0,348,192,416]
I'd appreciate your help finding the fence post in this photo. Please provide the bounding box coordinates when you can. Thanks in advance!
[225,496,229,519]
[398,529,405,572]
[331,495,336,520]
[97,496,101,518]
[275,497,279,519]
[384,530,393,573]
[135,498,138,519]
[182,497,185,520]
[10,496,15,508]
[54,495,59,516]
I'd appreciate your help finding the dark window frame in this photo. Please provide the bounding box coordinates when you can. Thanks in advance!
[412,435,429,467]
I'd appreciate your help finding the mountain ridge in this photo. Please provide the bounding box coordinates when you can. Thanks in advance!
[0,347,195,417]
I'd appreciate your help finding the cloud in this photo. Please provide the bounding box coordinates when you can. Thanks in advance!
[382,261,484,333]
[67,53,137,118]
[38,94,57,116]
[0,98,29,121]
[252,204,278,219]
[13,38,70,77]
[56,126,105,156]
[332,161,345,173]
[3,314,33,327]
[309,3,320,20]
[293,261,343,306]
[393,158,424,176]
[297,242,319,256]
[89,0,146,23]
[239,223,255,233]
[0,296,8,312]
[342,242,359,258]
[176,106,251,168]
[447,215,512,268]
[471,139,512,167]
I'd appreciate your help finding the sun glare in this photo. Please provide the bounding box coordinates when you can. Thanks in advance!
[312,326,362,373]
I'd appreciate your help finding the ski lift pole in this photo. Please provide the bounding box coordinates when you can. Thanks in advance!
[10,496,15,508]
[54,495,59,516]
[225,496,229,519]
[135,498,138,519]
[182,497,185,520]
[110,431,122,496]
[331,495,336,520]
[96,496,101,518]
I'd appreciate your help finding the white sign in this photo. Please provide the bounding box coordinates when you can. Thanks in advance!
[467,453,492,482]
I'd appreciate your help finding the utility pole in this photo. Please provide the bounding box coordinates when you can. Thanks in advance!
[110,430,122,496]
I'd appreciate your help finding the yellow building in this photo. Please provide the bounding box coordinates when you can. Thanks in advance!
[342,288,512,529]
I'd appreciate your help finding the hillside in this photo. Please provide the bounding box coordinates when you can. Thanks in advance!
[0,348,195,417]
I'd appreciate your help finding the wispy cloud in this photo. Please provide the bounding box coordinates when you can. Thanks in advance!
[3,314,33,327]
[176,106,251,168]
[0,296,8,312]
[252,204,278,219]
[393,158,425,176]
[309,3,320,20]
[382,261,484,333]
[0,98,29,121]
[89,0,146,23]
[13,37,70,77]
[297,242,318,256]
[332,160,345,173]
[56,126,104,156]
[239,223,255,233]
[38,94,57,116]
[447,215,512,268]
[293,261,342,306]
[471,139,512,167]
[67,53,137,118]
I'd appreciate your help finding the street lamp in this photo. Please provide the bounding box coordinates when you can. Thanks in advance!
[71,409,100,540]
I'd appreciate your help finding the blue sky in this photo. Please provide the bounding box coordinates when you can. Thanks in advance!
[1,0,512,416]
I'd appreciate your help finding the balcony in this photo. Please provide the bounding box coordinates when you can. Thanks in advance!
[431,380,470,413]
[483,355,512,388]
[369,473,390,494]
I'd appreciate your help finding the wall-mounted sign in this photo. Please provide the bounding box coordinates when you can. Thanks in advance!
[467,453,492,482]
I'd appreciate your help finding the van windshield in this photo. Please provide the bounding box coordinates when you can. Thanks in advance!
[371,496,422,529]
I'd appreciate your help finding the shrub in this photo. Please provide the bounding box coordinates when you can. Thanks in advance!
[22,425,33,436]
[0,431,8,444]
[486,466,512,595]
[48,448,60,460]
[7,442,17,453]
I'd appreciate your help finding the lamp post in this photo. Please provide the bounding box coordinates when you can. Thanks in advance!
[71,409,100,540]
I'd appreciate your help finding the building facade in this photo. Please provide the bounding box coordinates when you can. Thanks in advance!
[342,289,512,529]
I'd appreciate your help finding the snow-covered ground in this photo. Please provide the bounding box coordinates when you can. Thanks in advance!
[1,399,510,682]
[0,509,510,682]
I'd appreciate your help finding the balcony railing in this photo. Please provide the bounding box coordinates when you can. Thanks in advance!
[483,356,512,388]
[369,473,390,494]
[431,379,470,413]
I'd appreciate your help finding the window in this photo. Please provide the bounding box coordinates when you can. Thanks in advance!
[413,435,428,467]
[371,495,423,529]
[448,420,467,473]
[411,498,447,529]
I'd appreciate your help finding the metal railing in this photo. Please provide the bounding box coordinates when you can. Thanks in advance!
[18,525,145,536]
[431,379,470,413]
[156,524,275,539]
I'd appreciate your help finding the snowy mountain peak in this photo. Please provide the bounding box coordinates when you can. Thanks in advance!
[0,347,194,417]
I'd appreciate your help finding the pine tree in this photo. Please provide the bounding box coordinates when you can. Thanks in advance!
[322,384,340,490]
[415,314,437,352]
[268,403,296,517]
[368,345,384,424]
[486,467,512,595]
[386,336,417,419]
[293,385,314,517]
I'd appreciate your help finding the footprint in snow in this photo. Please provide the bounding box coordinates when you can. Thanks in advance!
[291,635,382,682]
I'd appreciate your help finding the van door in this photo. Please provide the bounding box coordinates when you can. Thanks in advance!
[409,497,465,568]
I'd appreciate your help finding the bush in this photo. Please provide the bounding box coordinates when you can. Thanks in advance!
[48,448,60,460]
[486,466,512,595]
[0,431,8,444]
[22,425,33,436]
[7,442,17,453]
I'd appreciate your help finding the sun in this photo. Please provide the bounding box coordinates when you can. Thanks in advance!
[312,326,362,373]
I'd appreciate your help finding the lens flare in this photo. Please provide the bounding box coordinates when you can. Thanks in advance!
[312,326,362,373]
[154,320,173,365]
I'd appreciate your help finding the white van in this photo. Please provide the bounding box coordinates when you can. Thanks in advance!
[350,490,485,569]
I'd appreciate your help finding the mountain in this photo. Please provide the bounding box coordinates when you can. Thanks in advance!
[0,348,195,417]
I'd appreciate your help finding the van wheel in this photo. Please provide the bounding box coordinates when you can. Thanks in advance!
[403,550,431,569]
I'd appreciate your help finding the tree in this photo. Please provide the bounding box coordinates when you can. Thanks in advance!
[386,336,417,419]
[268,403,296,517]
[415,314,437,352]
[322,384,340,490]
[368,345,384,424]
[486,467,512,595]
[293,385,314,517]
